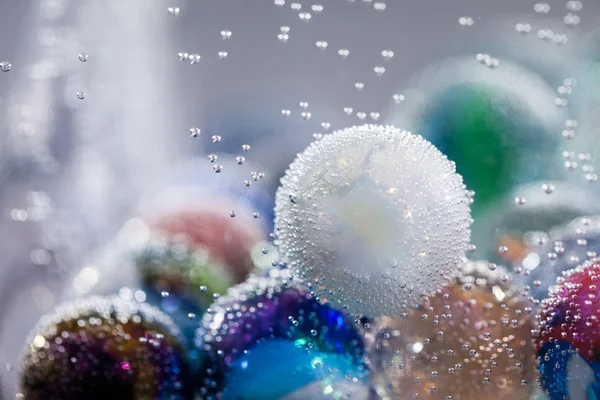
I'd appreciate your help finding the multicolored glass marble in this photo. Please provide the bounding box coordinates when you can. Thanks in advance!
[367,261,536,400]
[537,258,600,400]
[195,269,369,399]
[19,296,192,400]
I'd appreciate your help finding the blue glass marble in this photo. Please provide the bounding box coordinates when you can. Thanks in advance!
[195,271,368,398]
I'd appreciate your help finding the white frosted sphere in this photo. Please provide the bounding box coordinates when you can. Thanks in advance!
[274,124,472,316]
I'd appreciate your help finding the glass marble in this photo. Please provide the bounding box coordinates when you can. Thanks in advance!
[19,296,192,400]
[387,56,565,217]
[195,270,368,399]
[367,261,536,400]
[537,258,600,400]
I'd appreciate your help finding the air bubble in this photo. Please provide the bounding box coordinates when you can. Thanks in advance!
[514,196,527,206]
[167,6,180,17]
[190,127,201,138]
[458,16,474,26]
[542,183,555,194]
[0,61,11,72]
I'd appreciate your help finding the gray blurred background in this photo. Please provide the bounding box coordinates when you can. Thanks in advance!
[1,0,600,398]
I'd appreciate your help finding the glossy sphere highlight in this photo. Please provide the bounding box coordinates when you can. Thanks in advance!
[274,124,472,316]
[537,259,600,400]
[369,262,536,400]
[19,297,192,400]
[195,272,367,399]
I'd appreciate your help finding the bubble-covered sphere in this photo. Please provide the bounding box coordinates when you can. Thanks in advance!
[368,261,536,400]
[274,124,472,316]
[19,296,192,400]
[195,270,368,399]
[521,216,600,300]
[536,258,600,400]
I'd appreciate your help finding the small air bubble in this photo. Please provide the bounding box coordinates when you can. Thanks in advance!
[534,3,551,14]
[0,61,11,72]
[458,16,474,26]
[298,12,312,21]
[315,40,328,50]
[514,196,527,206]
[78,53,88,62]
[393,94,405,103]
[167,6,180,17]
[542,183,555,194]
[381,50,394,60]
[373,2,386,11]
[190,127,201,137]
